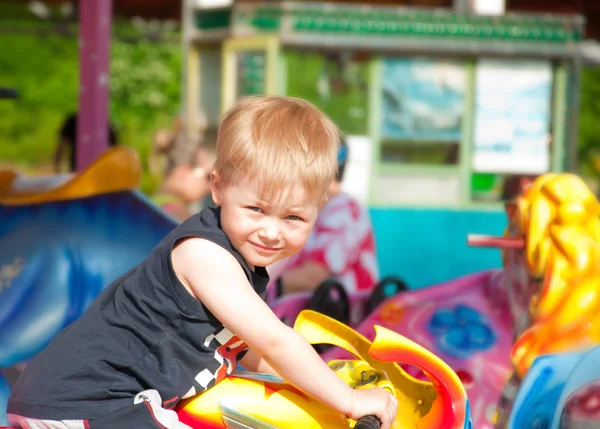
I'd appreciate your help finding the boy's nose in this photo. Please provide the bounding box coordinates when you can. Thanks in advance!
[259,218,281,242]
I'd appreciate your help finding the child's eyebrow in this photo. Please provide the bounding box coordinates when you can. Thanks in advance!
[256,199,272,208]
[255,200,308,215]
[287,207,309,215]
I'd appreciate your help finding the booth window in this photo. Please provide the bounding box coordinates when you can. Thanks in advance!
[380,140,460,165]
[236,52,265,97]
[369,57,466,205]
[379,57,466,168]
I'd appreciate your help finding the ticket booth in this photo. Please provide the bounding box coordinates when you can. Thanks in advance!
[182,1,584,287]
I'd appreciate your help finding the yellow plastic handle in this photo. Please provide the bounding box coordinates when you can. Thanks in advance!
[294,310,468,429]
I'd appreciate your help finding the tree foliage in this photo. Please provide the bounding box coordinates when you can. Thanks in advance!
[578,67,600,177]
[0,5,181,194]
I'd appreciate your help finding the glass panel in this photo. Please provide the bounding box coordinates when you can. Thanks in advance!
[199,49,222,127]
[285,50,370,135]
[236,51,266,98]
[381,140,460,165]
[381,57,467,142]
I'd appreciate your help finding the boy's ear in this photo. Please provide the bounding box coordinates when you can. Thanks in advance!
[210,171,222,205]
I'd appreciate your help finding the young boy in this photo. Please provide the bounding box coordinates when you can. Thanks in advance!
[7,96,398,429]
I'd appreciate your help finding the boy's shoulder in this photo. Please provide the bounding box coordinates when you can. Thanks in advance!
[172,206,221,235]
[167,208,229,255]
[170,207,251,271]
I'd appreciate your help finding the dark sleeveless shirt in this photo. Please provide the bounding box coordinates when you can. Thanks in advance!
[8,207,269,419]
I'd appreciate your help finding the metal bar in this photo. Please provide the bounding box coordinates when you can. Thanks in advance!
[567,59,582,173]
[185,45,201,139]
[264,35,281,96]
[459,60,476,205]
[277,49,288,95]
[467,234,524,249]
[77,0,113,171]
[181,0,195,132]
[279,34,581,60]
[221,40,236,114]
[551,62,567,173]
[367,56,383,206]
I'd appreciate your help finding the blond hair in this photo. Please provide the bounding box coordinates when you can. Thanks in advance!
[213,96,340,203]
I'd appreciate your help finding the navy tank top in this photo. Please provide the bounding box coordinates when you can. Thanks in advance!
[8,207,269,419]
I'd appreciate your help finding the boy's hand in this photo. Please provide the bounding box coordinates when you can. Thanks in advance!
[349,387,398,429]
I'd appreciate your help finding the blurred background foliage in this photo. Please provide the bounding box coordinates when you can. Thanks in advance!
[0,2,182,193]
[578,67,600,179]
[2,1,600,193]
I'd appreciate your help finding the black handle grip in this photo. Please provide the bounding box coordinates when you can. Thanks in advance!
[355,415,381,429]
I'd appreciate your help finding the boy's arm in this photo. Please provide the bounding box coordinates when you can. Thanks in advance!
[172,237,356,415]
[239,348,279,377]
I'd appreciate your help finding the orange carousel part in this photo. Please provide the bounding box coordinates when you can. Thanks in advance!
[176,310,472,429]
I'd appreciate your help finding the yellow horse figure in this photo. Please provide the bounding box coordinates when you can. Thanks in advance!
[176,310,471,429]
[504,173,600,377]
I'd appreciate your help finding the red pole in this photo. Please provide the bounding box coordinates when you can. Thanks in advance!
[76,0,113,171]
[467,234,524,249]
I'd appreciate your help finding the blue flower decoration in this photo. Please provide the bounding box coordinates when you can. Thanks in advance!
[428,304,496,359]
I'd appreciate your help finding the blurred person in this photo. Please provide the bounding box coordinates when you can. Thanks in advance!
[153,144,215,222]
[188,144,217,213]
[149,120,217,186]
[149,128,178,182]
[54,113,118,173]
[273,137,379,298]
[501,174,537,201]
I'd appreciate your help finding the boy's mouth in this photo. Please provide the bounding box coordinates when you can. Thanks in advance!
[249,241,281,253]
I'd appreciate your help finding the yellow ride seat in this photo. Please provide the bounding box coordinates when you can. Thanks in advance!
[0,147,141,206]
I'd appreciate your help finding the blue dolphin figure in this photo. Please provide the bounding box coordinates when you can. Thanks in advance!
[0,149,178,424]
[0,374,10,425]
[0,190,178,423]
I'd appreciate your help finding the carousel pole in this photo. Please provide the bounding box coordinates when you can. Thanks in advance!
[76,0,113,171]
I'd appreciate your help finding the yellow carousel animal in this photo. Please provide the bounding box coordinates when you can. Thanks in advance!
[503,173,600,377]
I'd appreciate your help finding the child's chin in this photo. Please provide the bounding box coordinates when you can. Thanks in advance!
[245,252,280,267]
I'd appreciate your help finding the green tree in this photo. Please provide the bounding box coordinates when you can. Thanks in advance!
[0,6,182,194]
[578,68,600,177]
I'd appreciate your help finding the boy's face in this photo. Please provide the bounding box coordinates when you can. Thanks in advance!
[211,174,320,268]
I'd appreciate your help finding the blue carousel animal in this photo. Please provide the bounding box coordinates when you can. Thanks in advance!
[507,345,600,428]
[0,148,178,424]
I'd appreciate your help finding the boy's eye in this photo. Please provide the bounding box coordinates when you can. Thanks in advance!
[286,215,303,222]
[247,206,262,213]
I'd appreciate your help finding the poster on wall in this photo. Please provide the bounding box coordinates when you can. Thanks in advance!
[472,59,552,174]
[381,57,466,141]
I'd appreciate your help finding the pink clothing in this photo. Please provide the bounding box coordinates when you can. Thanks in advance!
[287,192,379,292]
